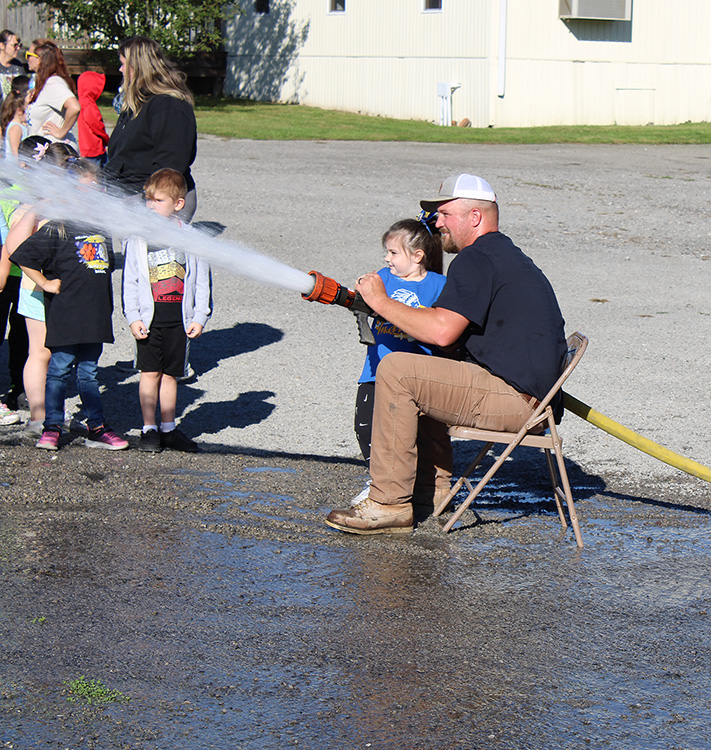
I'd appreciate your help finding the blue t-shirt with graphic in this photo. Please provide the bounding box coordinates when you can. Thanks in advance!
[358,267,447,383]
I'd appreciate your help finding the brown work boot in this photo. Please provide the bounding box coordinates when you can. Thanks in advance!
[325,497,414,535]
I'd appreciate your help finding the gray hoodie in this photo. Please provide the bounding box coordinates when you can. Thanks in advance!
[121,234,212,331]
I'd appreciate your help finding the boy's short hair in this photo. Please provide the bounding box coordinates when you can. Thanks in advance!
[144,168,187,202]
[11,75,30,95]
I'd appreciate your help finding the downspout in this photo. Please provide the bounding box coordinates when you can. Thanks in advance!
[497,0,507,97]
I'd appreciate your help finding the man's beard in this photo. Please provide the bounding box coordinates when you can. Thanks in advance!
[441,231,459,254]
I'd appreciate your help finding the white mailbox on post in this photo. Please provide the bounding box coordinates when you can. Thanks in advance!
[437,82,461,127]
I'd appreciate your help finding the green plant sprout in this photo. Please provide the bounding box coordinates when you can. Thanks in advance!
[30,616,46,625]
[63,676,130,705]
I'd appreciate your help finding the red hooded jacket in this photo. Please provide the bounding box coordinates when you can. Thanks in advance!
[77,71,109,158]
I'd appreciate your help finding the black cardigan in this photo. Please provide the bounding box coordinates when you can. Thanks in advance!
[105,94,197,195]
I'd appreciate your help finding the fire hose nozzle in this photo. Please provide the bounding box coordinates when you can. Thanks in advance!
[302,270,373,315]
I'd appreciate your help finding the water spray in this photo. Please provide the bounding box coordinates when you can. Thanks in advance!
[0,160,314,295]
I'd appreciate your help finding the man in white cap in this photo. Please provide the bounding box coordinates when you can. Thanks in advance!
[326,174,567,535]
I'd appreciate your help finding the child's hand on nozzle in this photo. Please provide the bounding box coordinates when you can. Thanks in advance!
[130,320,149,340]
[186,322,203,339]
[42,278,61,295]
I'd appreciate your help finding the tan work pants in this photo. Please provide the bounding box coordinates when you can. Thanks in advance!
[369,352,536,505]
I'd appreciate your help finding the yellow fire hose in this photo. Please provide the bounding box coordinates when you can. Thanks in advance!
[563,392,711,484]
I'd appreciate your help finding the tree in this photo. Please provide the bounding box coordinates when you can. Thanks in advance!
[13,0,242,60]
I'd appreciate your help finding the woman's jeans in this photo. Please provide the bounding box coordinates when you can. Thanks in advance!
[44,344,104,430]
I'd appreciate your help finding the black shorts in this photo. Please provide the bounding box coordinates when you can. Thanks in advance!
[136,324,189,378]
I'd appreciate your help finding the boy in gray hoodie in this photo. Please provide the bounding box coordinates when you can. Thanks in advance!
[122,168,212,452]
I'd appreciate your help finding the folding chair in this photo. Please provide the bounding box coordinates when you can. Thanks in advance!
[433,332,588,547]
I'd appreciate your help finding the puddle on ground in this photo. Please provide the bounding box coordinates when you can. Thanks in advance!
[2,466,711,749]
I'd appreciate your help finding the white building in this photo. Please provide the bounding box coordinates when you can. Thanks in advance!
[224,1,711,128]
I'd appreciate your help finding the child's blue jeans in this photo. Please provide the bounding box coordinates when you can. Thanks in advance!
[44,344,104,430]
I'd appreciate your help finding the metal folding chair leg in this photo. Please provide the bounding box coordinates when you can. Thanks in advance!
[439,437,523,533]
[544,448,569,529]
[433,442,492,517]
[429,332,588,547]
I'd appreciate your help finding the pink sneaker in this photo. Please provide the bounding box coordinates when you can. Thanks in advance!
[85,425,129,450]
[36,428,61,451]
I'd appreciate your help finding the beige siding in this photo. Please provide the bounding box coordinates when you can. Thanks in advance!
[224,0,711,127]
[226,0,494,125]
[494,0,711,126]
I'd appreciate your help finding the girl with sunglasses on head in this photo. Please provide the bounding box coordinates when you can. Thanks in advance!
[25,39,80,146]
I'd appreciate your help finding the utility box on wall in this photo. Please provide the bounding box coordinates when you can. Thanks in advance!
[559,0,632,21]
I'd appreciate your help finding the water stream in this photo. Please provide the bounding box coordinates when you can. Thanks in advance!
[0,160,314,295]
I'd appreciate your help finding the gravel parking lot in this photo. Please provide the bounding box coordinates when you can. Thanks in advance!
[179,139,711,485]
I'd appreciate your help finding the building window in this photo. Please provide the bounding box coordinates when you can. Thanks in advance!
[424,0,442,9]
[330,0,345,11]
[255,0,269,12]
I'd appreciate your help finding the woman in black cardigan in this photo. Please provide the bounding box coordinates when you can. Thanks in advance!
[105,37,197,221]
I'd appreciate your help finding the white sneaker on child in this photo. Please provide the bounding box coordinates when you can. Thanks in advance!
[0,403,20,425]
[23,419,43,437]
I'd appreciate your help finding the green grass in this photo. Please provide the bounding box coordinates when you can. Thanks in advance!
[97,93,119,129]
[63,676,130,705]
[98,93,711,144]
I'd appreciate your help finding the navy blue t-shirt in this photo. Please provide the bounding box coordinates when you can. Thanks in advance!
[434,231,566,417]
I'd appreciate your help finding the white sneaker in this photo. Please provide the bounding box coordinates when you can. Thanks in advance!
[0,403,20,425]
[177,364,195,383]
[350,480,372,507]
[23,419,43,437]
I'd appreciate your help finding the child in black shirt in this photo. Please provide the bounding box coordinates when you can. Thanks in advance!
[10,161,129,450]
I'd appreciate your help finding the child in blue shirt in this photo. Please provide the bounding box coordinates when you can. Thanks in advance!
[355,218,447,462]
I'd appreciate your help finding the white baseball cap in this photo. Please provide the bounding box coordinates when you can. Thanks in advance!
[420,174,497,212]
